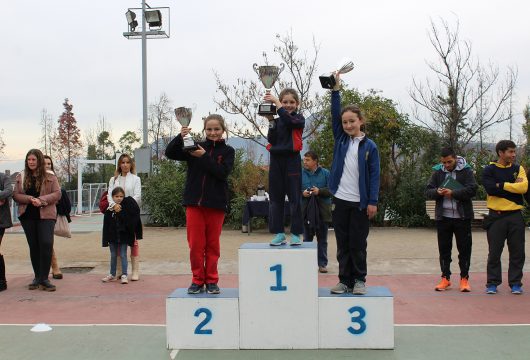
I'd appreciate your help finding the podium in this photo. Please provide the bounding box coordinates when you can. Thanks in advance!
[166,242,394,349]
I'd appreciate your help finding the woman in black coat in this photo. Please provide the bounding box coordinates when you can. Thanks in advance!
[0,172,13,291]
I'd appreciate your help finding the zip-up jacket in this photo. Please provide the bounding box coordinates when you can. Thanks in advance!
[266,107,305,154]
[165,135,235,212]
[425,156,477,220]
[329,91,380,209]
[482,162,528,211]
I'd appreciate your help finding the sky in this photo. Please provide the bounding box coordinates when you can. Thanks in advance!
[1,0,529,172]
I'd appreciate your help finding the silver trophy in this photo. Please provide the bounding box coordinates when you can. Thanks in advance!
[175,106,198,151]
[319,58,355,89]
[253,63,285,116]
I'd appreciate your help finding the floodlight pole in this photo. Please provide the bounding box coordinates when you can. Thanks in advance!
[141,0,148,148]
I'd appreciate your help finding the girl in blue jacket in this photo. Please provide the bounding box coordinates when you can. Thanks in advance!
[328,73,380,295]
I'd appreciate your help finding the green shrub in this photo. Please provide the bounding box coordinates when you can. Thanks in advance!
[143,160,186,226]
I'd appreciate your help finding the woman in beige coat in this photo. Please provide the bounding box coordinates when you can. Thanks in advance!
[13,149,61,291]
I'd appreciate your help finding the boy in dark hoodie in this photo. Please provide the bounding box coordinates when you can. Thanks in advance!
[426,147,478,292]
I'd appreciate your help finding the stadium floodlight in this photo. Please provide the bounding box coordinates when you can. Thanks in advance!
[145,10,162,29]
[125,10,138,32]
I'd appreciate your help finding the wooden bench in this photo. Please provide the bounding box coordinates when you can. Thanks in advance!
[425,200,489,220]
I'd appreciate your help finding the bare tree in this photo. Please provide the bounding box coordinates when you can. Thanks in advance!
[0,130,5,157]
[409,18,517,152]
[148,92,173,160]
[214,31,323,148]
[40,109,55,156]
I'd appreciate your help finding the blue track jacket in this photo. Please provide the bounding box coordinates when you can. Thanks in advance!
[329,91,380,210]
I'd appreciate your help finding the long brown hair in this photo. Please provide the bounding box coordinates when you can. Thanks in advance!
[23,149,47,192]
[114,153,136,177]
[43,155,55,172]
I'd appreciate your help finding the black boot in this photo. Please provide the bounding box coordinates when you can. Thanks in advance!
[0,254,6,291]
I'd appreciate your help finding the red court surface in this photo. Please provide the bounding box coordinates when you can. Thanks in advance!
[1,272,528,326]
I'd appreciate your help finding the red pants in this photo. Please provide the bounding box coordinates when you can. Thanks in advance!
[186,206,225,285]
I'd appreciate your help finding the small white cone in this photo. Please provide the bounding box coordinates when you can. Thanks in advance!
[30,323,52,332]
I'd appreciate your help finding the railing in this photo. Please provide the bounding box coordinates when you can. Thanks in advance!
[10,183,108,224]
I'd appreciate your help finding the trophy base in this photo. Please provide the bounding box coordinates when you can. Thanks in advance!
[183,144,198,152]
[258,103,277,116]
[319,73,337,89]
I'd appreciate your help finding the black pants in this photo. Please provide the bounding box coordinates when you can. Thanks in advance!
[486,211,525,287]
[436,217,472,279]
[20,219,55,283]
[332,197,369,286]
[268,153,303,235]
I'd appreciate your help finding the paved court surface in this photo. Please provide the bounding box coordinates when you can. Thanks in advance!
[1,215,529,359]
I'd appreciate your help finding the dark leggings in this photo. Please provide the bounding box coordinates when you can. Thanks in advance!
[20,219,55,283]
[0,227,4,246]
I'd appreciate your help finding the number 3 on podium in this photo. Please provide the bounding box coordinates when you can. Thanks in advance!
[348,306,366,335]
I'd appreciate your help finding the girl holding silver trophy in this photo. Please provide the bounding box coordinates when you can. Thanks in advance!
[263,89,306,246]
[165,113,235,295]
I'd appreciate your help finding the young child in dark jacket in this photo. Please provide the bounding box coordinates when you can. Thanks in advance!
[263,88,305,246]
[165,114,235,295]
[102,187,142,284]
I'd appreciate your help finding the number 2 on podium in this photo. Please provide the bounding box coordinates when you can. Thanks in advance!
[269,264,287,291]
[194,308,213,335]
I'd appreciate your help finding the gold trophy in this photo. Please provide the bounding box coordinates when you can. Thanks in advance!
[175,106,198,151]
[319,58,355,89]
[253,63,285,116]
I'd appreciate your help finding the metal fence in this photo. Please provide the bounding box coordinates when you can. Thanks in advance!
[10,183,107,225]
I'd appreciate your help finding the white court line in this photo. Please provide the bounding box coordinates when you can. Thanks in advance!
[170,350,179,360]
[397,323,530,327]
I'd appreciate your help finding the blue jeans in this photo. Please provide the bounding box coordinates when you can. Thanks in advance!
[303,222,329,267]
[109,242,128,276]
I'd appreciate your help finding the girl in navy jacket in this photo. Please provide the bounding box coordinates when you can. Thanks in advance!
[264,88,305,246]
[165,114,235,295]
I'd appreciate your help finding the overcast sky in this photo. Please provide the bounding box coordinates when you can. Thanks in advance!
[1,0,529,171]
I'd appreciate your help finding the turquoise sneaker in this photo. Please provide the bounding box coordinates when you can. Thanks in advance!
[290,234,302,246]
[270,233,286,246]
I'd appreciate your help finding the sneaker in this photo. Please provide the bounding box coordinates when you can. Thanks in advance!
[511,284,523,295]
[188,283,204,294]
[289,234,302,246]
[206,283,220,294]
[101,274,116,283]
[39,280,56,292]
[486,284,497,294]
[120,275,128,284]
[270,233,287,246]
[330,282,350,294]
[435,277,451,291]
[318,266,328,273]
[28,278,39,290]
[352,280,367,295]
[459,277,471,292]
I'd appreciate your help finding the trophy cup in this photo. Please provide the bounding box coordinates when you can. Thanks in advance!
[319,58,355,89]
[253,63,285,116]
[175,106,198,151]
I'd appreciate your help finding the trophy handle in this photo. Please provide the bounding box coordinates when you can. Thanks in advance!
[252,63,260,76]
[278,63,285,75]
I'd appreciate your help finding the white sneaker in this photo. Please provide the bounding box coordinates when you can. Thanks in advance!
[120,275,128,284]
[101,274,115,283]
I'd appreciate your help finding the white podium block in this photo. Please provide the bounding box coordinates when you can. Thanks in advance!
[318,287,394,349]
[166,288,239,349]
[239,243,318,349]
